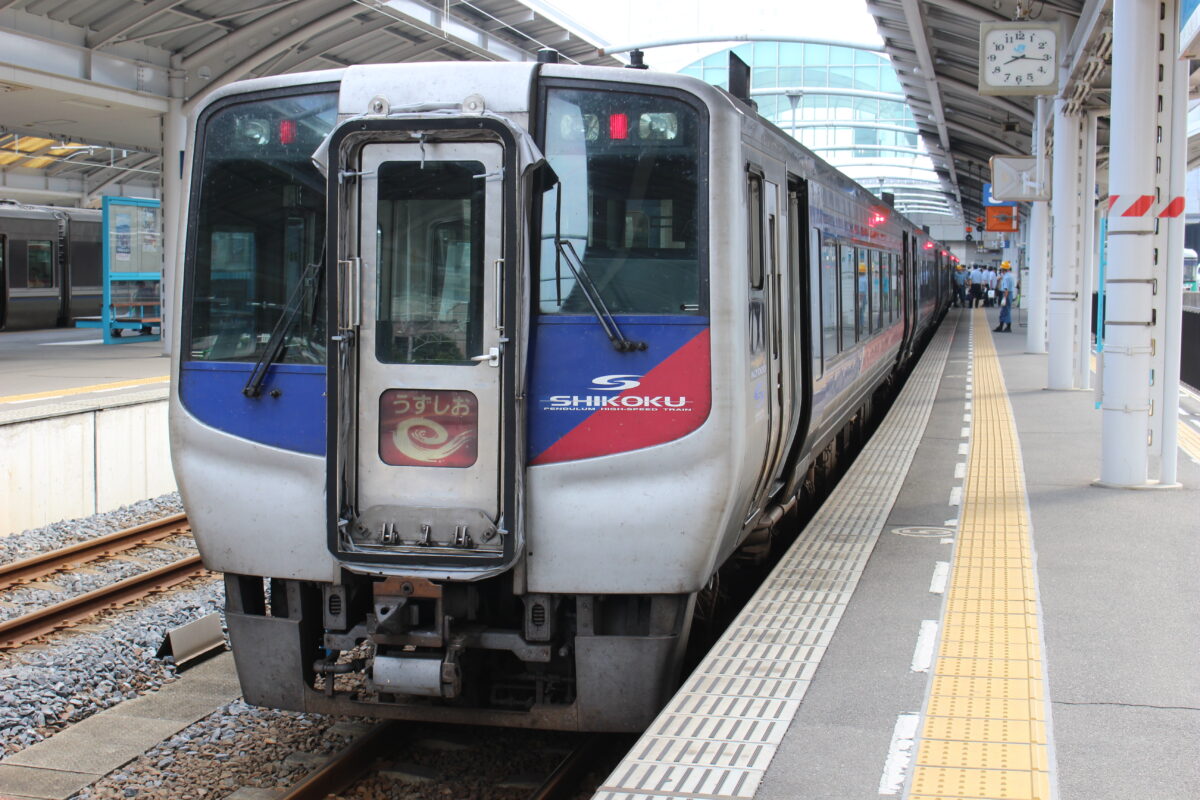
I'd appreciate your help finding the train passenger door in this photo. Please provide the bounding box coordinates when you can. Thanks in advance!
[337,139,513,565]
[747,172,786,513]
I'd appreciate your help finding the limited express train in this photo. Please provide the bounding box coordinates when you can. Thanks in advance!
[0,200,101,330]
[170,59,952,731]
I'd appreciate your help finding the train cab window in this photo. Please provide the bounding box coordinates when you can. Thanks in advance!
[27,241,55,289]
[374,160,484,365]
[820,236,839,357]
[538,87,703,315]
[186,89,338,362]
[839,245,857,345]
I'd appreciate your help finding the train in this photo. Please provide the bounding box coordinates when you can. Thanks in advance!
[169,58,953,731]
[0,200,102,331]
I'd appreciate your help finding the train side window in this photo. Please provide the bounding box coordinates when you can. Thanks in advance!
[881,252,891,324]
[820,235,838,358]
[855,249,869,338]
[840,245,856,346]
[869,249,881,334]
[748,174,764,289]
[890,254,899,320]
[26,240,55,289]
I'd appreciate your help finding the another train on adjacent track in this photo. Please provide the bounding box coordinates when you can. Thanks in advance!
[0,200,101,331]
[170,59,953,731]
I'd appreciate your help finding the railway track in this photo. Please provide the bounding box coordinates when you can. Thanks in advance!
[0,513,208,648]
[277,722,616,800]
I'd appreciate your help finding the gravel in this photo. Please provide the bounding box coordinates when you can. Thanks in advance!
[0,494,623,799]
[0,493,185,566]
[0,493,220,758]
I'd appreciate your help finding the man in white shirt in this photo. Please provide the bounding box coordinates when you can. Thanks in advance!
[969,265,986,307]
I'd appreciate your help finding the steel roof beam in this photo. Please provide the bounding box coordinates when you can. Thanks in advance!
[922,0,1007,23]
[86,0,188,50]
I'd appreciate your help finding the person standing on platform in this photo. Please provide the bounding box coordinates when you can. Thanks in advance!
[970,264,985,307]
[986,267,999,307]
[952,266,965,307]
[994,261,1015,332]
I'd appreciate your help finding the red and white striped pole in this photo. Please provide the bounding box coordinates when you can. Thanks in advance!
[1099,0,1157,486]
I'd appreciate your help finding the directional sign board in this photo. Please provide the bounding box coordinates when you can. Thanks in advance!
[990,155,1050,202]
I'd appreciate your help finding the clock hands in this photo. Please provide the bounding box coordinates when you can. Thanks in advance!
[1003,54,1051,65]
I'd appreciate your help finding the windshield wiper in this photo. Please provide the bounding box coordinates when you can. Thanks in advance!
[552,184,645,352]
[242,256,324,398]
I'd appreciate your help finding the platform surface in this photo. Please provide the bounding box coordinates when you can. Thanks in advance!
[596,307,1200,800]
[0,328,170,419]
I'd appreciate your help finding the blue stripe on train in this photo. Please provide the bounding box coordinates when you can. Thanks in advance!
[180,362,326,455]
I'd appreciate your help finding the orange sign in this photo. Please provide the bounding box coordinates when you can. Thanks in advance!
[985,206,1018,232]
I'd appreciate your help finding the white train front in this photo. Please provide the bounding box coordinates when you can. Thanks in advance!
[170,60,951,731]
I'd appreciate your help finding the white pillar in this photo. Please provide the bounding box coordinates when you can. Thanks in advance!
[1025,97,1050,354]
[1076,112,1101,391]
[1157,10,1187,486]
[1100,0,1157,486]
[1047,98,1082,389]
[160,64,186,358]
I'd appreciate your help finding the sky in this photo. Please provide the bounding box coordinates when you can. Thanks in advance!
[531,0,884,71]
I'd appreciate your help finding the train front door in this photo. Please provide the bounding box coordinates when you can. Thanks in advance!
[339,139,513,563]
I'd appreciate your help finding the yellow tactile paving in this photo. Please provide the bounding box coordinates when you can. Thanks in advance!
[908,309,1055,800]
[1179,417,1200,462]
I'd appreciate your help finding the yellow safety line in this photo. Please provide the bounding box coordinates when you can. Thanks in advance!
[909,309,1054,800]
[0,376,169,404]
[1179,419,1200,463]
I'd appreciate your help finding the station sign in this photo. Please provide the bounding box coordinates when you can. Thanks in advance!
[985,206,1019,232]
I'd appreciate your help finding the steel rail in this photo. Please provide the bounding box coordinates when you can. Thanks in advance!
[527,734,610,800]
[0,512,190,591]
[0,554,206,648]
[276,722,399,800]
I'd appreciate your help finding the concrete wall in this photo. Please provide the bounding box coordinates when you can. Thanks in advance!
[0,390,175,537]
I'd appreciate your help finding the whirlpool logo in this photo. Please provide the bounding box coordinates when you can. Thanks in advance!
[589,374,643,391]
[547,374,690,410]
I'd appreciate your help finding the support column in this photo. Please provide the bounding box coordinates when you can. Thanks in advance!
[1156,2,1187,485]
[1047,99,1083,389]
[1025,97,1050,354]
[160,61,186,358]
[1075,112,1101,391]
[1100,0,1158,486]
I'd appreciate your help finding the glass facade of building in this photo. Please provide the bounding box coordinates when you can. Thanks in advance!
[679,41,949,215]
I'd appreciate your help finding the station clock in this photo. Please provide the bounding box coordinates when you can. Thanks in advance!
[978,21,1059,96]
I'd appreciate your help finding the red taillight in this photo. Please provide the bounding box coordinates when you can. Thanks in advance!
[609,113,629,140]
[278,119,297,145]
[379,389,478,468]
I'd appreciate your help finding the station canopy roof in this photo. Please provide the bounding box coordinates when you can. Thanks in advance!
[0,0,616,205]
[866,0,1102,221]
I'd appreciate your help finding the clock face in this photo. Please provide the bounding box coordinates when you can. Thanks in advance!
[979,24,1057,94]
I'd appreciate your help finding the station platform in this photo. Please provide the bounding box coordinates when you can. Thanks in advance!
[595,307,1200,800]
[0,328,170,416]
[0,328,174,538]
